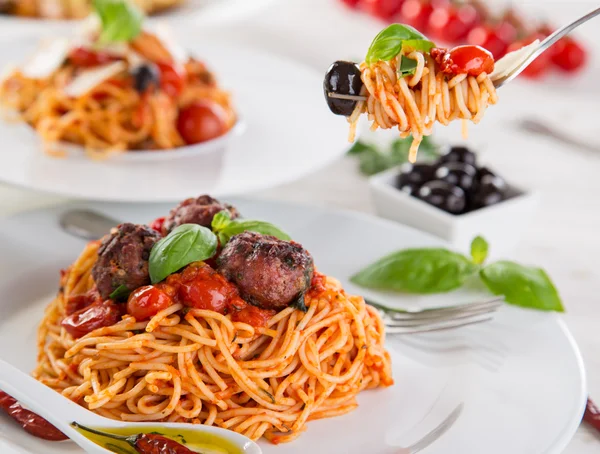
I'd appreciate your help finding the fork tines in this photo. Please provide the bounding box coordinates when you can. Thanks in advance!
[370,298,503,335]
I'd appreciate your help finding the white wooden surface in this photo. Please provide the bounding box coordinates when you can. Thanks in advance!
[1,0,600,451]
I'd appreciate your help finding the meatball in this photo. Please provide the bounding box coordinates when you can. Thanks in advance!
[217,231,314,311]
[92,223,161,300]
[162,195,239,235]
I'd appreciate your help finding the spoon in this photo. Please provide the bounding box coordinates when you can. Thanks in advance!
[59,209,121,240]
[0,357,261,454]
[328,5,600,104]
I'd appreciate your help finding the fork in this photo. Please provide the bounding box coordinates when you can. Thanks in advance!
[368,298,504,334]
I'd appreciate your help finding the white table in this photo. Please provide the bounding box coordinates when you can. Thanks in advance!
[1,0,600,451]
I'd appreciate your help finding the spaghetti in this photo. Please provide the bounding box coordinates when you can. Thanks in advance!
[0,6,236,158]
[34,242,393,443]
[349,51,497,162]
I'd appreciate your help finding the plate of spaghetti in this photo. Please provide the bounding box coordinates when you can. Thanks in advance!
[0,197,587,454]
[0,0,241,159]
[324,24,500,163]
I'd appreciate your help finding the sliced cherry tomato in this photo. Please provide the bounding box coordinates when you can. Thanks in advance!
[156,61,185,97]
[68,47,120,68]
[431,45,494,76]
[467,23,514,60]
[61,301,121,338]
[149,216,166,234]
[360,0,404,20]
[552,38,586,72]
[507,33,550,79]
[176,101,228,145]
[399,0,435,33]
[428,4,479,42]
[127,286,173,321]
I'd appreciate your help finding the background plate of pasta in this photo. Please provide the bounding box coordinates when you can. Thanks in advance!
[0,2,349,201]
[0,197,586,454]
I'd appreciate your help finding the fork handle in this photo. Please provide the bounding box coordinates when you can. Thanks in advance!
[540,6,600,51]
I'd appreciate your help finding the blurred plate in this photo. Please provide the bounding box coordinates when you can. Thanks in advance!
[0,0,277,34]
[0,198,587,454]
[0,36,349,202]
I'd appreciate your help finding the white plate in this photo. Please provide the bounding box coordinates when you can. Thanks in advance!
[0,199,586,454]
[0,38,349,202]
[0,0,277,34]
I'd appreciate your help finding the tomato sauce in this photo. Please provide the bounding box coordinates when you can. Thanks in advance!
[127,263,274,327]
[307,271,327,299]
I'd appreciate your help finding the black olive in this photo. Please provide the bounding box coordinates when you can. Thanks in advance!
[418,181,467,214]
[323,61,363,116]
[439,146,477,167]
[396,163,436,187]
[131,64,160,93]
[435,162,477,192]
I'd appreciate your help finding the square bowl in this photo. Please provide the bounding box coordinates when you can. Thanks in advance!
[369,166,540,256]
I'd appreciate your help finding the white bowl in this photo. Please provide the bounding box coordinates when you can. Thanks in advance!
[369,166,540,257]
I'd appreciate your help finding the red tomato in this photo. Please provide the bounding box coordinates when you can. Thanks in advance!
[340,0,360,7]
[68,47,120,68]
[399,0,434,33]
[156,61,185,97]
[149,217,166,234]
[428,4,479,42]
[507,33,550,79]
[467,24,514,60]
[127,286,173,321]
[360,0,404,20]
[177,265,236,313]
[552,38,587,72]
[176,101,228,145]
[432,45,494,76]
[62,301,121,338]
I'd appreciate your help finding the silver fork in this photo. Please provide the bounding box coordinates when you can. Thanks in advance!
[368,298,504,334]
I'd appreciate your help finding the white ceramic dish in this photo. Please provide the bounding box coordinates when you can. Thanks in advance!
[0,198,586,454]
[0,0,278,35]
[0,38,349,202]
[369,166,540,257]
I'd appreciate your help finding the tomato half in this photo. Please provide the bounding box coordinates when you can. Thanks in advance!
[176,101,228,145]
[68,47,120,68]
[127,286,174,321]
[156,61,186,97]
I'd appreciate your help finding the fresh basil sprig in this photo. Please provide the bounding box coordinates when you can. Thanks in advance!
[109,284,130,302]
[93,0,144,44]
[351,249,479,293]
[365,24,435,65]
[211,211,291,245]
[351,236,564,312]
[149,224,218,284]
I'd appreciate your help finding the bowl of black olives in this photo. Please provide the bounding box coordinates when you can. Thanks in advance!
[369,145,539,254]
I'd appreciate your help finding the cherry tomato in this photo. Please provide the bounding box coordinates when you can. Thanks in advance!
[156,61,185,97]
[177,265,236,313]
[433,45,494,76]
[467,23,514,60]
[360,0,404,20]
[68,47,120,68]
[552,38,586,72]
[127,286,173,321]
[61,301,121,338]
[399,0,434,33]
[149,217,166,234]
[507,33,550,79]
[177,101,228,145]
[428,4,479,42]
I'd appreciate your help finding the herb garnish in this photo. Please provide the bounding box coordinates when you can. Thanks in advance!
[148,224,218,284]
[351,236,564,312]
[93,0,144,44]
[211,211,291,245]
[365,24,435,66]
[109,284,130,302]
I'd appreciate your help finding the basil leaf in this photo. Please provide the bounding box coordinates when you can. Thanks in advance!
[149,224,218,284]
[470,236,489,265]
[93,0,143,44]
[351,248,479,293]
[109,284,130,302]
[480,261,564,312]
[365,24,434,64]
[219,220,291,244]
[211,210,232,231]
[398,55,418,77]
[401,39,435,53]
